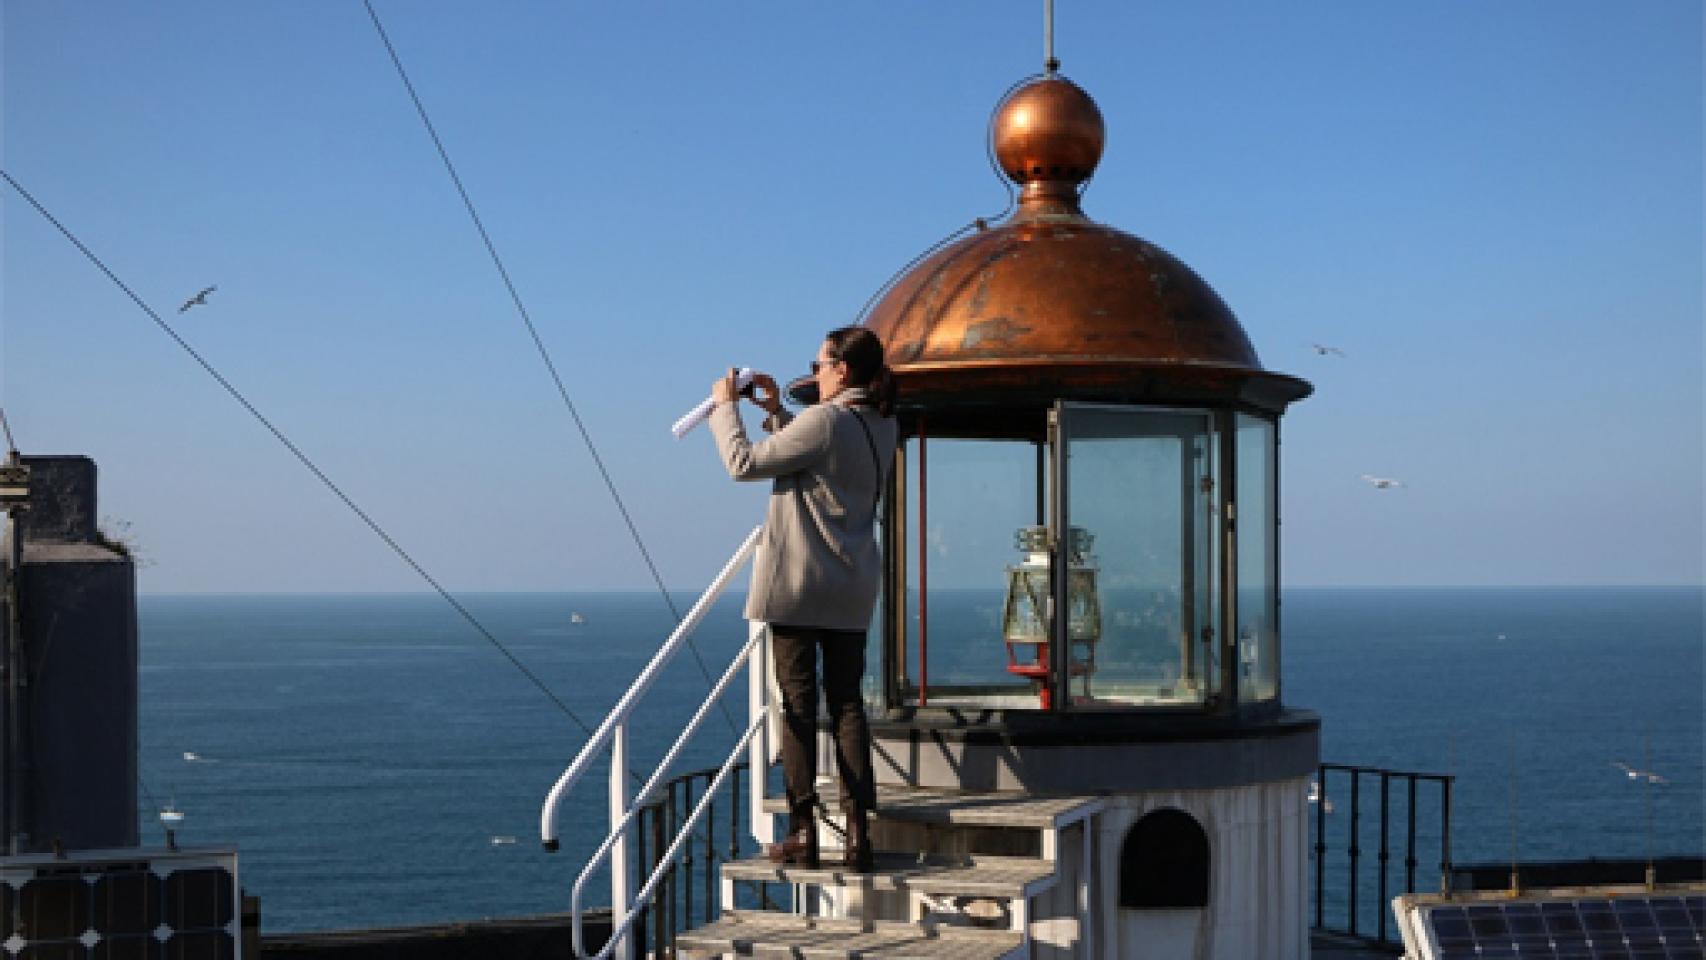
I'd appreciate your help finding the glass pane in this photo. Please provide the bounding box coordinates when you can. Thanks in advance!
[1236,414,1278,702]
[903,437,1046,708]
[1060,404,1217,708]
[863,583,883,709]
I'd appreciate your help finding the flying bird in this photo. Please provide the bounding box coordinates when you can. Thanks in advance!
[1611,761,1668,784]
[1361,474,1405,489]
[178,286,216,313]
[1308,781,1336,814]
[1309,343,1346,357]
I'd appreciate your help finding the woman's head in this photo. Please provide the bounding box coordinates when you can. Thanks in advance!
[817,327,894,414]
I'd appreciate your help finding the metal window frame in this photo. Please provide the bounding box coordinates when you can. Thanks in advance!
[1053,400,1227,714]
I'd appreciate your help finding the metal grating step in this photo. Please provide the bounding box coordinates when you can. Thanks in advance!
[721,853,1055,898]
[763,785,1102,830]
[677,912,1023,960]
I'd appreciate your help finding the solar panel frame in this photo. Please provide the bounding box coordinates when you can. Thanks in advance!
[1395,889,1706,960]
[0,848,239,960]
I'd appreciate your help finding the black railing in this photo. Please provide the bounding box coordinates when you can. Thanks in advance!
[630,760,766,959]
[1313,762,1454,946]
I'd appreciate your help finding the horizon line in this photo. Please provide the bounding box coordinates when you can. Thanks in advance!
[135,583,1706,598]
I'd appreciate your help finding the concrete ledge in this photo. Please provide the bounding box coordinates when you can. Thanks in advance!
[870,710,1320,792]
[261,911,611,960]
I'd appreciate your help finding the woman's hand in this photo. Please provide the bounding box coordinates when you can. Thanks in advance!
[748,373,782,415]
[712,369,782,414]
[711,368,741,404]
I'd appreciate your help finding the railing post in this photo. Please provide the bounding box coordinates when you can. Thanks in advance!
[1440,776,1454,897]
[634,804,649,960]
[703,771,716,924]
[1405,775,1419,897]
[1347,770,1361,937]
[650,803,667,958]
[747,621,773,844]
[666,781,678,957]
[1314,765,1326,929]
[730,764,742,861]
[610,723,632,960]
[682,778,696,930]
[1378,772,1390,942]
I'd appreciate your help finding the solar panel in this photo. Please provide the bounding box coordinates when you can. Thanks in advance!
[1395,889,1705,960]
[0,848,239,960]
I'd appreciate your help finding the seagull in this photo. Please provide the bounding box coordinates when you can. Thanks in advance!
[1611,761,1668,784]
[178,286,216,313]
[1361,474,1405,489]
[1309,343,1346,357]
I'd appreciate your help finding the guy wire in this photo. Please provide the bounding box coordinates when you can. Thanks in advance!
[0,167,595,738]
[362,1,739,736]
[0,408,16,452]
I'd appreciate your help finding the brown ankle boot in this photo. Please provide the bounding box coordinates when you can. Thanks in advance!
[764,824,819,869]
[844,805,873,873]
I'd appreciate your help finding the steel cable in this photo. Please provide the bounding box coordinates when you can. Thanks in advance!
[0,167,597,737]
[361,1,740,738]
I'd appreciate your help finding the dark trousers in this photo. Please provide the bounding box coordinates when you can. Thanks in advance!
[769,624,875,831]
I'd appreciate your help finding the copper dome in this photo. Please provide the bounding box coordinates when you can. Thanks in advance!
[864,75,1310,416]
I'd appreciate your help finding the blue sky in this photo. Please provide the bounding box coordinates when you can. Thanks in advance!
[2,1,1700,591]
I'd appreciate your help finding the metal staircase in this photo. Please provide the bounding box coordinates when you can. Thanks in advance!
[678,786,1104,959]
[539,530,1104,959]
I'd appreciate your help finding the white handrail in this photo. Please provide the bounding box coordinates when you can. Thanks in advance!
[567,625,765,955]
[538,523,762,847]
[537,525,770,960]
[571,710,766,957]
[590,719,761,959]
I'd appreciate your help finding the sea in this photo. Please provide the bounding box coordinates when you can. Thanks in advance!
[135,586,1704,934]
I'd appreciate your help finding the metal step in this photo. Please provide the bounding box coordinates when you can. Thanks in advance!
[763,785,1103,830]
[721,853,1055,899]
[677,911,1023,960]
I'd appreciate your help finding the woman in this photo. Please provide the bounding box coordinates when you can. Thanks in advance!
[707,326,897,872]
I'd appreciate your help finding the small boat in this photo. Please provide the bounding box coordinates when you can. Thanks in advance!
[569,613,586,625]
[489,835,517,845]
[160,803,185,825]
[182,751,200,762]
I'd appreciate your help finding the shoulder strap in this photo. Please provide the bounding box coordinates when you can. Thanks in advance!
[842,407,884,511]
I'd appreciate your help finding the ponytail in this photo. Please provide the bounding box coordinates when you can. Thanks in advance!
[824,325,895,417]
[868,365,896,417]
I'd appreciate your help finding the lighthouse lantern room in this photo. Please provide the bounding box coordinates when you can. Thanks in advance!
[852,70,1321,959]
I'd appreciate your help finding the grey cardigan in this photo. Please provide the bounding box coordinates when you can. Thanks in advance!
[709,387,897,630]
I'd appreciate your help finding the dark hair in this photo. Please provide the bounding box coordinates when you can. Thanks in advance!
[824,326,895,416]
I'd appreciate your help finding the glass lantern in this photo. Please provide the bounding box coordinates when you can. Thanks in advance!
[1001,525,1101,708]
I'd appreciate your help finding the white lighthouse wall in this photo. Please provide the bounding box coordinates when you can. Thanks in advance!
[1095,776,1310,960]
[1028,820,1089,960]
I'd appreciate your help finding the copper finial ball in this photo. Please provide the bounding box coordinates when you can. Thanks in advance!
[992,76,1105,185]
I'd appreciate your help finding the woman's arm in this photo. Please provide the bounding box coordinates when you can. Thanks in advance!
[709,401,830,481]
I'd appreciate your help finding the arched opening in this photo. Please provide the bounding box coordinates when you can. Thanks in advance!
[1120,808,1210,908]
